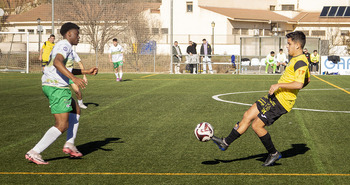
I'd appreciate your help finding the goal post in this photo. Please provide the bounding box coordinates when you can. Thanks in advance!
[0,32,30,73]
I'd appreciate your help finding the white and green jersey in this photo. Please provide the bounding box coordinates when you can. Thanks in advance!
[109,44,123,62]
[42,39,73,88]
[66,51,81,73]
[266,54,276,64]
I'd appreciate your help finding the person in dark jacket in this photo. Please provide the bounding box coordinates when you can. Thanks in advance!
[172,41,182,74]
[200,39,213,74]
[186,41,197,74]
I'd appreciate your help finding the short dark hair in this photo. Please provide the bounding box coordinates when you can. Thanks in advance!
[286,31,306,49]
[49,34,55,38]
[202,38,206,41]
[313,50,317,52]
[270,51,275,54]
[60,22,80,36]
[279,48,283,52]
[113,38,118,42]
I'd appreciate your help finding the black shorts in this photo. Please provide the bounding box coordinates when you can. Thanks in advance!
[256,94,288,126]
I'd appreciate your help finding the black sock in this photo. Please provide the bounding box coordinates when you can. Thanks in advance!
[277,66,280,70]
[224,127,241,145]
[259,132,277,154]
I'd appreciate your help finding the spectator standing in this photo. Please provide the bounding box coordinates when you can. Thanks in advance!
[186,41,197,74]
[310,50,320,73]
[172,41,182,74]
[200,39,213,74]
[303,48,311,64]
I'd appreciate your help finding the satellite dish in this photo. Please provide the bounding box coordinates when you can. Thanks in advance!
[0,8,4,16]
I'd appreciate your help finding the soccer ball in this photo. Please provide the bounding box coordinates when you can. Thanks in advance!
[194,122,214,142]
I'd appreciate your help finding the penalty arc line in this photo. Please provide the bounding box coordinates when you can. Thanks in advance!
[212,89,350,114]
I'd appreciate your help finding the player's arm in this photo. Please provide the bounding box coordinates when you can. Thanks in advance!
[77,62,87,84]
[54,54,86,89]
[269,81,304,95]
[269,61,309,94]
[39,48,44,61]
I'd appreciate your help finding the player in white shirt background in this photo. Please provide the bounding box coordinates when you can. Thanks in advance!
[276,49,288,73]
[109,38,124,82]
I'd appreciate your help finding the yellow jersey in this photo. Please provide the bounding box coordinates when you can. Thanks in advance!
[310,53,320,63]
[275,54,310,112]
[42,41,55,61]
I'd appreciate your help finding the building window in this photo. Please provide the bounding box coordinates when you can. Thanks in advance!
[282,4,295,11]
[241,29,249,35]
[232,28,240,35]
[27,29,34,34]
[46,29,52,34]
[270,5,276,11]
[341,30,349,36]
[311,30,326,36]
[152,28,159,34]
[37,29,43,34]
[264,29,272,36]
[186,1,193,12]
[18,29,25,32]
[161,28,168,34]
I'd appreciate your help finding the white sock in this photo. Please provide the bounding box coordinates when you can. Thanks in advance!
[66,114,80,144]
[120,73,123,79]
[78,99,83,105]
[32,126,62,153]
[115,73,119,78]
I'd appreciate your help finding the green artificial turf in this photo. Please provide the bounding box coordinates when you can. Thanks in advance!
[0,73,349,184]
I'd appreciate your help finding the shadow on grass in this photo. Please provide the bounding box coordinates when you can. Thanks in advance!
[202,143,310,165]
[84,103,99,107]
[45,138,123,162]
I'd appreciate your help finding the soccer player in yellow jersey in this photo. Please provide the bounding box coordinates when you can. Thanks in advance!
[39,34,55,71]
[212,31,310,166]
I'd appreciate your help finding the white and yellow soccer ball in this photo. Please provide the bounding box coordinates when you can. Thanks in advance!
[194,122,214,142]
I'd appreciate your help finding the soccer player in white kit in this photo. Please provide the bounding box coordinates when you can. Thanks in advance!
[109,38,124,82]
[25,22,98,164]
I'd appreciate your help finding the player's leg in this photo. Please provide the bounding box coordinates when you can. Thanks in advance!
[212,103,260,151]
[273,64,276,73]
[119,62,123,81]
[276,62,280,72]
[316,62,319,72]
[26,112,68,164]
[113,62,119,81]
[26,86,72,164]
[63,99,83,157]
[251,118,281,166]
[202,58,207,74]
[208,57,213,74]
[265,63,269,73]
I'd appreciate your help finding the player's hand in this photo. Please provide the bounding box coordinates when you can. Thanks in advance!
[86,67,98,75]
[38,56,42,61]
[269,84,280,95]
[72,77,87,89]
[83,75,88,84]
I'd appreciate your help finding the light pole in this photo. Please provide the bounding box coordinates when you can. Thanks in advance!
[211,21,215,55]
[37,18,42,53]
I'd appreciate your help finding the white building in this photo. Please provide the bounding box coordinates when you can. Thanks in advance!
[3,0,350,55]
